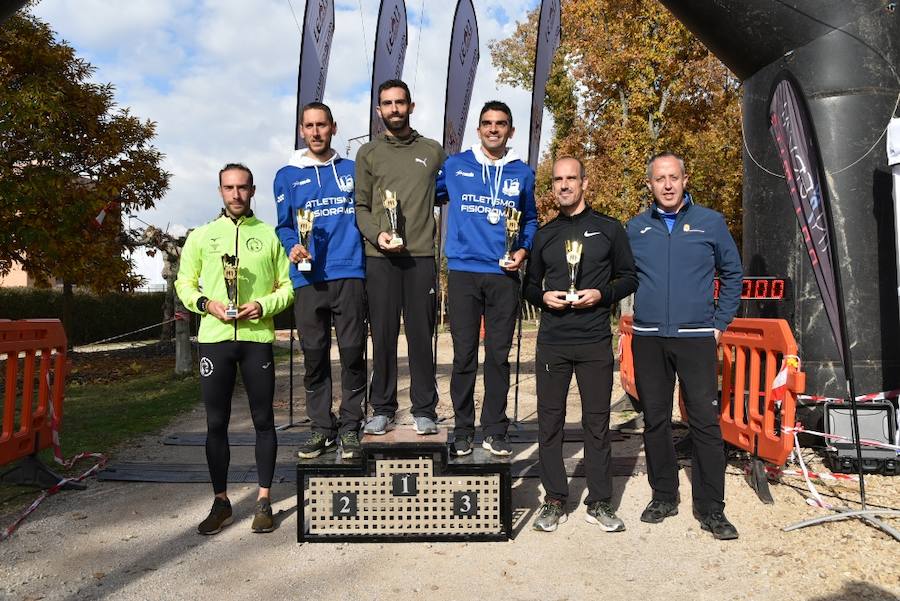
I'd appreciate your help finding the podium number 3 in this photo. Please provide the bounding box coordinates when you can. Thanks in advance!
[453,491,478,516]
[332,492,358,517]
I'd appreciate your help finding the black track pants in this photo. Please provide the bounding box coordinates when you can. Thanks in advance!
[365,256,437,419]
[447,270,519,437]
[632,335,725,515]
[535,341,614,505]
[294,279,367,436]
[199,341,277,495]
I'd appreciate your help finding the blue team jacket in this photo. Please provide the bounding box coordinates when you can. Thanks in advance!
[436,145,538,274]
[274,151,365,289]
[625,195,743,337]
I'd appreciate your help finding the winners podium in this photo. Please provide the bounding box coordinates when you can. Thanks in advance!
[297,428,512,542]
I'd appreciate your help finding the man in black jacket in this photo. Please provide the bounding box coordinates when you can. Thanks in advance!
[524,157,637,532]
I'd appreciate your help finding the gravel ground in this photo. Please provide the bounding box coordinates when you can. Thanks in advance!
[1,332,898,601]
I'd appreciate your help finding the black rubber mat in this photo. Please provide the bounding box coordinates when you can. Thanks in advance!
[97,456,645,483]
[161,427,626,446]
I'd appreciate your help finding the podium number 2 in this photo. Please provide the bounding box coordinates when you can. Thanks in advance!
[453,491,478,516]
[332,492,358,517]
[392,473,418,496]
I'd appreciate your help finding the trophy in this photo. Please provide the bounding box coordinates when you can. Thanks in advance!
[565,240,583,302]
[296,208,315,272]
[383,189,403,247]
[222,254,239,318]
[499,206,521,267]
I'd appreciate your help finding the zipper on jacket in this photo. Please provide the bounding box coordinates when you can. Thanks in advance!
[666,220,671,335]
[233,218,240,341]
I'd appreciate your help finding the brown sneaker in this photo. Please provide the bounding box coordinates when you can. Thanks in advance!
[198,497,233,535]
[251,498,275,533]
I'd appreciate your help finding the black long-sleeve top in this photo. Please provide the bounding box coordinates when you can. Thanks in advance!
[524,207,638,345]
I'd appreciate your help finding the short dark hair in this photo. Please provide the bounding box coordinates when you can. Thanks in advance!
[479,100,513,129]
[219,163,254,187]
[301,101,334,124]
[554,156,586,178]
[646,151,686,179]
[377,79,411,104]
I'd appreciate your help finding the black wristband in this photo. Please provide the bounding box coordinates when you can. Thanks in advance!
[197,296,209,313]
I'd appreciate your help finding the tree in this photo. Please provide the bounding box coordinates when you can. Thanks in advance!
[0,8,170,327]
[490,0,742,243]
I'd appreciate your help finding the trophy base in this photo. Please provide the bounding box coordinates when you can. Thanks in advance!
[565,292,580,303]
[298,260,312,272]
[499,257,513,267]
[225,308,239,318]
[388,236,404,248]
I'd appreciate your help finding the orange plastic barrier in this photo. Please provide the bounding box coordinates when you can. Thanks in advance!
[0,320,67,467]
[618,316,805,466]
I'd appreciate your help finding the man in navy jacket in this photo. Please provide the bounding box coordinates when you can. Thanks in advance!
[274,102,366,459]
[436,101,538,456]
[626,151,742,540]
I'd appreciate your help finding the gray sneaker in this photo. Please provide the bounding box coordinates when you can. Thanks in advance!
[413,416,438,435]
[364,415,393,435]
[532,500,567,532]
[585,500,626,532]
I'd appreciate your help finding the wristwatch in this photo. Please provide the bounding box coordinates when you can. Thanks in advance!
[197,296,209,313]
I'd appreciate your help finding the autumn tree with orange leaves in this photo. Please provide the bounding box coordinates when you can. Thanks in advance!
[491,0,742,243]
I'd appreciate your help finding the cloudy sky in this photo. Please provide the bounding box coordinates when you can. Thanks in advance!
[30,0,547,286]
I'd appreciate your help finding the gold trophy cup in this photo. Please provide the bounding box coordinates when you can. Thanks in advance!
[296,208,315,272]
[383,189,403,247]
[222,253,239,318]
[499,206,521,267]
[565,240,583,302]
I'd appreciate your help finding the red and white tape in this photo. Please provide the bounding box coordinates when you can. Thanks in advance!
[797,389,900,404]
[783,425,900,453]
[1,378,107,542]
[763,465,859,482]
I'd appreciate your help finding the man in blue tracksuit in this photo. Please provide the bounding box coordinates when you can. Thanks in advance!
[436,101,537,457]
[626,151,742,540]
[274,102,367,459]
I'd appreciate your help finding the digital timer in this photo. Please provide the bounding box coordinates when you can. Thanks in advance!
[714,277,789,300]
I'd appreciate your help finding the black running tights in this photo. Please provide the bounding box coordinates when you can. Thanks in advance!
[199,342,277,495]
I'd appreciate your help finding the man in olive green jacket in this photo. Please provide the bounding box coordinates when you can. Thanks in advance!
[355,79,446,436]
[176,163,293,535]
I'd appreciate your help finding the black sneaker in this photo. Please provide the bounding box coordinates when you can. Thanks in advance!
[450,435,474,456]
[251,498,275,533]
[640,499,678,524]
[198,497,233,535]
[698,510,739,540]
[297,432,336,459]
[339,431,361,459]
[482,434,513,456]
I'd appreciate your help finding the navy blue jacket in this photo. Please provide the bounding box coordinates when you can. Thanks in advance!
[436,145,537,274]
[274,151,365,289]
[625,195,742,337]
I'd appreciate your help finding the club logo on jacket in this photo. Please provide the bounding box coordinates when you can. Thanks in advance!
[337,174,354,193]
[246,237,263,253]
[502,178,520,196]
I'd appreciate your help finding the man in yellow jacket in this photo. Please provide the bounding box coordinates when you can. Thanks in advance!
[176,163,293,535]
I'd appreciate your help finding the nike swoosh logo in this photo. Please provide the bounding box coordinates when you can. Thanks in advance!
[640,227,652,234]
[262,362,272,369]
[584,231,601,237]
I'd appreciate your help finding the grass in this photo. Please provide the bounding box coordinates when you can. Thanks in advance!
[0,365,200,520]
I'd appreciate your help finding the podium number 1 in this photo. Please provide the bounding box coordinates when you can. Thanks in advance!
[392,473,418,496]
[332,492,358,517]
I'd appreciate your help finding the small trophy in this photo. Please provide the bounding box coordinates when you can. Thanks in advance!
[565,240,583,302]
[222,254,239,318]
[499,206,521,267]
[296,208,315,272]
[383,189,403,247]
